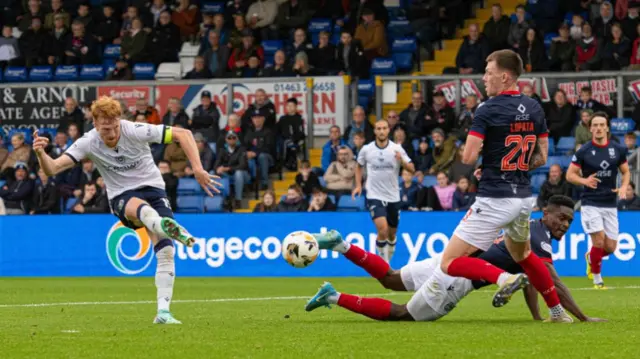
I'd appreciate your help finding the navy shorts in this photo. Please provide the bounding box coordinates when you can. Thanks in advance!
[109,186,174,229]
[367,199,401,228]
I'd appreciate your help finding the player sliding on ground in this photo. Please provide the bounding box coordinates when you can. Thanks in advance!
[306,195,605,322]
[32,96,221,324]
[566,112,630,289]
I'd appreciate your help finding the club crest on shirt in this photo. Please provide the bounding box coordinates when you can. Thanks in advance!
[609,148,616,159]
[115,156,125,163]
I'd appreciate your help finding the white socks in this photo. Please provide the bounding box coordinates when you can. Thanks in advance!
[496,273,511,287]
[139,205,165,237]
[550,304,566,317]
[155,245,175,312]
[333,240,351,254]
[593,273,603,284]
[327,292,341,304]
[376,240,387,262]
[386,237,397,263]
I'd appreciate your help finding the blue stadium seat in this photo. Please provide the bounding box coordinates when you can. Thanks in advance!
[331,33,340,45]
[308,18,331,33]
[422,175,437,187]
[29,66,53,81]
[0,180,5,188]
[357,79,374,108]
[80,65,105,81]
[133,63,156,80]
[611,118,635,135]
[412,138,419,152]
[547,155,572,169]
[392,53,413,72]
[55,65,79,81]
[391,37,417,53]
[338,195,365,211]
[177,195,204,213]
[65,198,77,213]
[208,142,217,155]
[262,40,283,55]
[103,59,116,74]
[387,6,407,20]
[543,33,557,49]
[556,137,575,153]
[219,176,231,197]
[387,19,411,36]
[318,177,326,187]
[531,173,547,194]
[201,1,224,14]
[204,196,224,212]
[370,58,397,75]
[548,137,555,156]
[3,67,28,82]
[177,178,202,195]
[103,45,121,59]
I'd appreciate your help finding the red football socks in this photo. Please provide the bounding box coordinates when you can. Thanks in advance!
[590,246,605,274]
[337,294,392,321]
[518,252,560,308]
[343,245,390,279]
[447,256,505,283]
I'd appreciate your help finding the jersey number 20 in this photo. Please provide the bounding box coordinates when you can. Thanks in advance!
[501,135,537,171]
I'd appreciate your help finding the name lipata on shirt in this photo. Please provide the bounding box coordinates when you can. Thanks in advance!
[357,141,411,203]
[64,120,169,200]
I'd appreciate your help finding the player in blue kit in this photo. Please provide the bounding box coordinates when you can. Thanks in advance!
[566,112,631,289]
[306,196,605,322]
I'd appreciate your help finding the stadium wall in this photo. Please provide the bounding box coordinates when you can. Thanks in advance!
[1,212,640,277]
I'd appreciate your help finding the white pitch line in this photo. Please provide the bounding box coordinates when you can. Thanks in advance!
[1,285,639,309]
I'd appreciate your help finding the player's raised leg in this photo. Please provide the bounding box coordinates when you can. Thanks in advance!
[124,197,195,247]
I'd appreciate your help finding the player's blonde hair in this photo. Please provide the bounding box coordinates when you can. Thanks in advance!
[91,96,122,120]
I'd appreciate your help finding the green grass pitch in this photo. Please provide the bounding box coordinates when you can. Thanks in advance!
[0,277,639,359]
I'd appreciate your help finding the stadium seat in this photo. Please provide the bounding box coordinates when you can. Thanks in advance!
[65,198,77,213]
[11,26,21,39]
[531,173,547,194]
[556,137,575,154]
[611,118,635,135]
[208,142,217,155]
[201,1,224,14]
[391,37,417,53]
[133,63,156,80]
[412,138,419,152]
[543,33,557,50]
[387,6,407,20]
[177,195,204,213]
[392,53,413,72]
[3,66,28,82]
[0,180,5,188]
[422,175,437,187]
[370,58,397,75]
[177,178,202,195]
[357,79,374,109]
[103,44,121,59]
[330,33,340,45]
[29,66,53,82]
[262,40,283,55]
[547,155,572,169]
[387,19,411,36]
[155,62,182,80]
[180,57,195,76]
[219,176,231,197]
[337,195,365,211]
[318,177,326,187]
[204,196,224,212]
[54,65,79,81]
[80,65,105,81]
[308,18,331,34]
[179,42,200,57]
[548,137,555,156]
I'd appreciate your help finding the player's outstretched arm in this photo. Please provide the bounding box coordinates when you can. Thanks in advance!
[171,127,221,196]
[528,137,548,171]
[544,262,606,322]
[32,131,75,176]
[461,135,482,165]
[523,284,543,321]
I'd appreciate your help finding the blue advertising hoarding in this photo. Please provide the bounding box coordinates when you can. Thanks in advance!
[0,212,639,277]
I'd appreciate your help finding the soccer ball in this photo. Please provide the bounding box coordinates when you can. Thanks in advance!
[282,231,319,268]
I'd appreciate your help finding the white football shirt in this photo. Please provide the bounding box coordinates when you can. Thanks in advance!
[64,120,172,200]
[357,140,411,203]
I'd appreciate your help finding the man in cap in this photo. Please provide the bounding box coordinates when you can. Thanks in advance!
[0,162,35,215]
[241,88,276,132]
[214,130,250,208]
[190,90,221,141]
[244,112,276,190]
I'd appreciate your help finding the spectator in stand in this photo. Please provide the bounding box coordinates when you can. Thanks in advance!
[399,168,420,211]
[74,3,94,33]
[134,113,148,123]
[344,106,374,148]
[150,0,168,27]
[575,22,601,71]
[184,56,214,79]
[203,30,230,78]
[546,89,576,143]
[107,56,133,80]
[570,14,584,41]
[631,22,640,68]
[625,132,639,170]
[30,167,58,214]
[454,95,478,140]
[433,171,457,211]
[519,27,547,72]
[414,137,434,174]
[400,92,428,139]
[19,17,49,67]
[428,128,456,175]
[323,145,356,198]
[217,113,244,152]
[274,0,311,40]
[52,131,69,157]
[200,13,228,54]
[549,23,576,72]
[18,0,44,32]
[621,4,640,41]
[285,27,313,60]
[575,109,594,149]
[185,133,214,174]
[593,1,616,40]
[0,134,31,180]
[0,25,20,69]
[451,23,489,74]
[336,30,368,79]
[452,176,475,211]
[82,104,94,133]
[483,3,510,52]
[214,130,249,208]
[602,23,632,70]
[508,4,533,49]
[393,127,414,162]
[276,184,307,212]
[74,158,99,195]
[354,8,387,61]
[149,10,181,66]
[67,123,80,143]
[260,50,292,77]
[448,144,475,186]
[277,98,305,170]
[158,160,177,210]
[322,125,346,171]
[521,84,542,105]
[237,54,262,77]
[190,91,221,141]
[0,138,8,168]
[292,51,320,77]
[228,30,264,75]
[425,90,455,136]
[253,190,277,212]
[535,164,572,210]
[45,0,69,30]
[121,18,148,64]
[0,162,34,215]
[163,97,190,128]
[134,98,161,125]
[576,86,612,116]
[72,181,109,214]
[228,14,248,49]
[241,89,276,131]
[172,0,199,42]
[307,186,336,212]
[296,160,320,197]
[343,0,389,32]
[351,131,366,159]
[64,21,97,65]
[246,0,278,41]
[118,6,138,40]
[164,136,188,177]
[59,97,84,135]
[618,181,640,210]
[386,111,401,135]
[245,113,276,190]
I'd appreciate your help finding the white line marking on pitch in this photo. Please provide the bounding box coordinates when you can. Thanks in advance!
[1,285,638,309]
[61,330,80,333]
